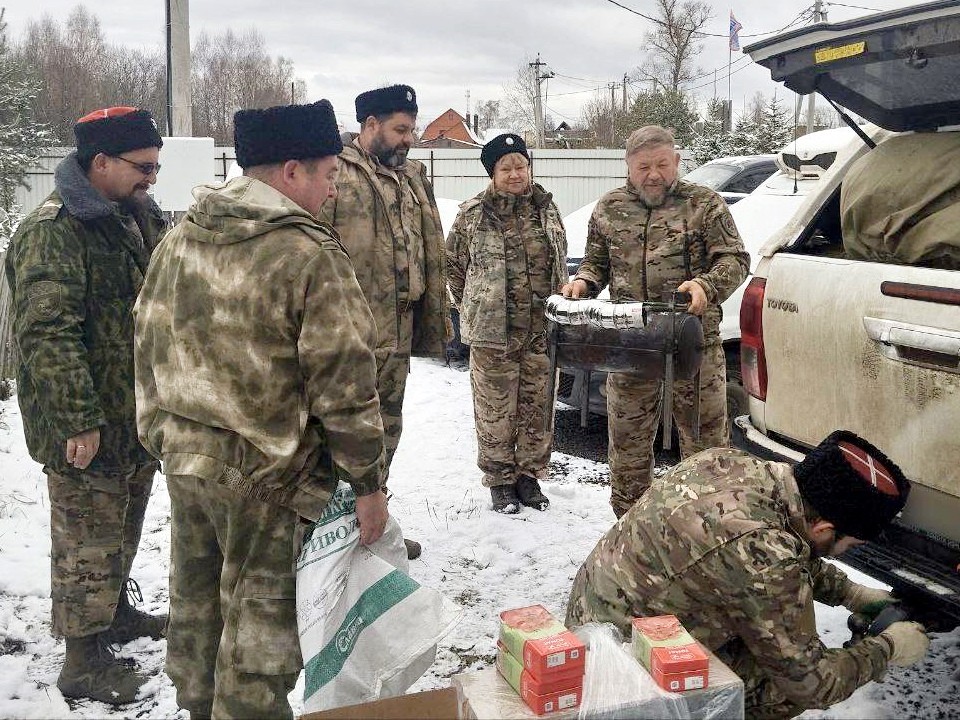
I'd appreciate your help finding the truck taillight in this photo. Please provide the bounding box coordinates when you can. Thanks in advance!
[740,277,767,401]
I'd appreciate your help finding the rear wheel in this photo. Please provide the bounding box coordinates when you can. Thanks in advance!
[725,345,748,449]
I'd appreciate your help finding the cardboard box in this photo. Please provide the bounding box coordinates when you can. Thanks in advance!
[631,615,709,693]
[499,605,586,680]
[299,687,458,720]
[496,642,583,716]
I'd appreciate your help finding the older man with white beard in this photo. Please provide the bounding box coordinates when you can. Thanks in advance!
[561,125,750,519]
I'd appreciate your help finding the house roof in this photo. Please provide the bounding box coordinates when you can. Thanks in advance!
[420,109,482,146]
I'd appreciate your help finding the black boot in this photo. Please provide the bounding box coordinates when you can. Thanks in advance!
[102,579,167,644]
[57,633,147,705]
[404,538,422,560]
[516,475,550,511]
[490,484,521,514]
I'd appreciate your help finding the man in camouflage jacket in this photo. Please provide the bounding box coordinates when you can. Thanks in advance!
[320,84,450,559]
[446,133,567,513]
[562,125,750,517]
[134,101,389,719]
[566,431,930,719]
[5,107,167,705]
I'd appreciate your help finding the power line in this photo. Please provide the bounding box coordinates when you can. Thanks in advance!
[601,0,817,39]
[827,2,882,11]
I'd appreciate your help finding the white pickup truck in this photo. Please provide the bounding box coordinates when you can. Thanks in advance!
[738,0,960,625]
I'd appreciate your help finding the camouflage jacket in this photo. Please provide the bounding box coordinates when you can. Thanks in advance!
[575,179,749,340]
[446,183,567,347]
[568,448,892,711]
[320,141,451,361]
[134,177,385,520]
[5,152,166,474]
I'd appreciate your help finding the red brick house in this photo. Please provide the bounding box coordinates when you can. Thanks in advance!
[418,109,482,148]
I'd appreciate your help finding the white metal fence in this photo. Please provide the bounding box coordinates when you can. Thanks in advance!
[16,147,647,216]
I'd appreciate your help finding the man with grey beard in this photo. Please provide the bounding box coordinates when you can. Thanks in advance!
[321,84,450,560]
[561,125,749,518]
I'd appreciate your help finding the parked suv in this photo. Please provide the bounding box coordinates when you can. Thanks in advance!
[738,0,960,623]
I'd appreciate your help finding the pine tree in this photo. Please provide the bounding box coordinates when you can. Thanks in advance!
[0,8,52,221]
[690,98,737,165]
[754,94,794,154]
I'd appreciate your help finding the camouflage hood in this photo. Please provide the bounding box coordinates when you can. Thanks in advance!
[180,177,329,247]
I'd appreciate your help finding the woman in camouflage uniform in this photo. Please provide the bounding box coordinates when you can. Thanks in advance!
[446,134,568,513]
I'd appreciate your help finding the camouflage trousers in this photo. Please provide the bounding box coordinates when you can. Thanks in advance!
[376,308,414,485]
[469,333,554,487]
[716,639,809,720]
[606,340,728,518]
[47,462,157,638]
[166,474,306,720]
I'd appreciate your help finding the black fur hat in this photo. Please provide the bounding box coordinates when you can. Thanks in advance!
[355,84,418,123]
[74,107,163,164]
[794,430,910,541]
[481,133,529,177]
[234,100,343,169]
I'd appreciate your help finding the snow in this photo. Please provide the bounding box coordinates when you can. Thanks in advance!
[0,360,958,718]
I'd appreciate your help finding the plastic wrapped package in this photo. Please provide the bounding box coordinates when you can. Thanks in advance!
[574,623,687,719]
[454,623,744,719]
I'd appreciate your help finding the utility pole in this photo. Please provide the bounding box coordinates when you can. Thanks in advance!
[805,0,827,134]
[529,54,554,148]
[622,74,628,113]
[165,0,192,136]
[609,82,617,146]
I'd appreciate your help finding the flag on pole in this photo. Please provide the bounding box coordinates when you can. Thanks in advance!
[729,11,743,52]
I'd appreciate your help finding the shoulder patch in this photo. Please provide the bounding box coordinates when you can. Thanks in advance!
[27,280,63,322]
[719,211,739,239]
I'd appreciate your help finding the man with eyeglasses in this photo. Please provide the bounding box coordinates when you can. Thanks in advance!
[5,106,168,705]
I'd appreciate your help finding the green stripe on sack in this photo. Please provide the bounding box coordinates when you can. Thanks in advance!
[303,570,421,698]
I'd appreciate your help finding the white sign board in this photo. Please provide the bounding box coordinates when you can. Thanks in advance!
[150,136,216,211]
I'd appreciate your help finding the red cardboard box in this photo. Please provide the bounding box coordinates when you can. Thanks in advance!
[496,642,583,716]
[499,605,586,680]
[631,615,709,693]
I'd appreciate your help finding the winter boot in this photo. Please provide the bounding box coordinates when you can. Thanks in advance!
[57,633,147,705]
[516,475,550,511]
[102,579,167,644]
[490,484,521,514]
[404,538,423,560]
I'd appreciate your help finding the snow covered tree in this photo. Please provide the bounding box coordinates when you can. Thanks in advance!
[690,98,737,164]
[0,8,52,216]
[753,94,794,154]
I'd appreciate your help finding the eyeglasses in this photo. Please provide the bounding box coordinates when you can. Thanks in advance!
[113,156,161,175]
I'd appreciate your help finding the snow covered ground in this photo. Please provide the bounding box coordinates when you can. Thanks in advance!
[0,358,957,719]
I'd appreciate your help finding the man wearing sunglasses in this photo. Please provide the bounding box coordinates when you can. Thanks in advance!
[5,106,167,705]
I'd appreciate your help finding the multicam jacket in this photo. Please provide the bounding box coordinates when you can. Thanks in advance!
[134,177,385,520]
[446,183,567,347]
[320,140,450,361]
[575,179,749,339]
[5,153,166,474]
[567,447,893,711]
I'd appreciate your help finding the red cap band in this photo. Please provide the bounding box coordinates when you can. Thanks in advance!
[76,106,139,124]
[838,440,900,496]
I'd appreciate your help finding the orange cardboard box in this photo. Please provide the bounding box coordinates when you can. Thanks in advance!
[499,605,586,680]
[631,615,709,693]
[496,642,583,716]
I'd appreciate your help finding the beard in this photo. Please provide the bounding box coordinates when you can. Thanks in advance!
[370,135,409,168]
[638,183,668,207]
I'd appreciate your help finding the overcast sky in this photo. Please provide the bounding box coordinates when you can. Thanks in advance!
[4,0,936,133]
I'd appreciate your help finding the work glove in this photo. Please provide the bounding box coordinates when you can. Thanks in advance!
[844,582,896,619]
[879,621,929,666]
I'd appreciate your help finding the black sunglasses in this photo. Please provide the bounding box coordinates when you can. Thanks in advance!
[113,155,161,175]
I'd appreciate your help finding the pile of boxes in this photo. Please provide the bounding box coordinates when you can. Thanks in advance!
[495,605,586,715]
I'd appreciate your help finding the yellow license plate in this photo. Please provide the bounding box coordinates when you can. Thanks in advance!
[815,41,866,63]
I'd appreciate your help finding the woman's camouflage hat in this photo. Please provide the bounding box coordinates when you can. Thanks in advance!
[794,430,910,541]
